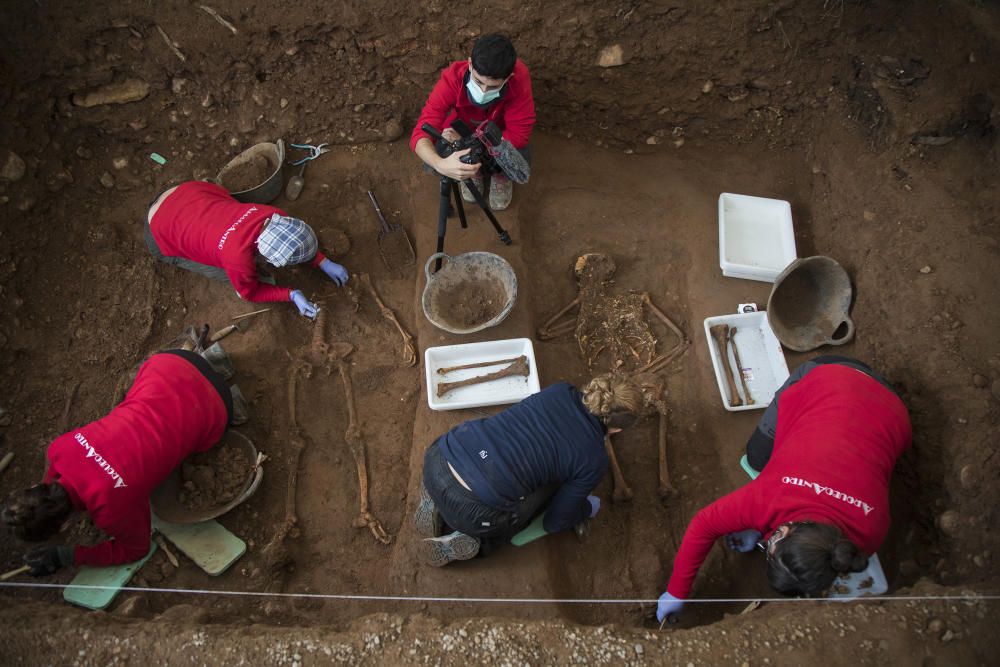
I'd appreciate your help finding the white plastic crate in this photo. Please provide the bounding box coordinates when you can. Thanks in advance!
[718,193,797,282]
[703,311,789,411]
[425,338,541,411]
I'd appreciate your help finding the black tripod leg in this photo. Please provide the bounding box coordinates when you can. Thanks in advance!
[451,182,468,229]
[464,180,513,246]
[436,177,451,271]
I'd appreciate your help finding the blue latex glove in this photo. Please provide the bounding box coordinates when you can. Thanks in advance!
[319,258,349,286]
[724,529,763,553]
[587,495,600,518]
[656,591,683,624]
[290,290,318,319]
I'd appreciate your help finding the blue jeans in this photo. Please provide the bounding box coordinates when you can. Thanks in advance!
[745,356,897,471]
[422,440,556,552]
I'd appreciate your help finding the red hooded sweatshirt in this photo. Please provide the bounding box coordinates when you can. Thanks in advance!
[44,353,228,567]
[666,365,912,599]
[410,59,536,151]
[149,181,327,302]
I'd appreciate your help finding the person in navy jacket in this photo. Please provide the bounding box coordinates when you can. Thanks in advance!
[414,373,644,566]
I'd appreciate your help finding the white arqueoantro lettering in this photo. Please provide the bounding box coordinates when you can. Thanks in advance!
[217,206,259,250]
[781,475,873,516]
[73,432,128,489]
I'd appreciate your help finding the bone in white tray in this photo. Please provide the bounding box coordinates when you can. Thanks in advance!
[425,338,541,411]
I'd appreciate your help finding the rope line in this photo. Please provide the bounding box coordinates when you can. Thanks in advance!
[1,581,997,605]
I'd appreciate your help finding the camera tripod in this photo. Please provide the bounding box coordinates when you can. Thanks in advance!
[433,172,512,271]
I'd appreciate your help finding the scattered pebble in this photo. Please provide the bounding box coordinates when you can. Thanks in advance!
[646,136,660,145]
[702,80,714,93]
[919,265,933,274]
[99,172,115,188]
[972,373,988,388]
[0,149,26,182]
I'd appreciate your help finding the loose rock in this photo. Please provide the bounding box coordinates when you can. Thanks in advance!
[100,172,115,189]
[597,44,625,67]
[112,157,129,170]
[171,77,187,94]
[72,78,151,107]
[972,373,988,388]
[937,510,961,536]
[0,149,26,182]
[383,118,403,142]
[919,265,932,274]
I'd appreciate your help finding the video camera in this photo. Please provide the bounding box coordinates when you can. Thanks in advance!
[421,120,530,184]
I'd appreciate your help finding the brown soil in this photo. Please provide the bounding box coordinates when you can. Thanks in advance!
[378,228,415,270]
[179,438,251,511]
[0,0,998,663]
[220,154,274,192]
[433,277,507,329]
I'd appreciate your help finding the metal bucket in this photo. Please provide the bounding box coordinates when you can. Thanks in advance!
[216,139,285,204]
[151,430,263,524]
[422,252,517,334]
[766,256,855,352]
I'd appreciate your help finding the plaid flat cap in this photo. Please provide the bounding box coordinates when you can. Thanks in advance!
[257,214,318,267]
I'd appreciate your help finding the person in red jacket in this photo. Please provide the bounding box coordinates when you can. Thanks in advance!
[411,33,535,211]
[1,348,242,574]
[656,357,912,623]
[145,181,350,319]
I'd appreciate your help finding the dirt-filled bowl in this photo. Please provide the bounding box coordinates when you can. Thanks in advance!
[151,430,263,524]
[422,252,517,334]
[216,139,285,204]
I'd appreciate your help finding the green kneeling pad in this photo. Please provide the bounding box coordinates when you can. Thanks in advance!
[64,542,157,610]
[152,515,246,576]
[510,513,548,546]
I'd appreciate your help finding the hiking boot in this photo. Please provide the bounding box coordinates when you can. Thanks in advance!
[421,531,481,567]
[459,176,483,203]
[229,384,249,426]
[489,174,513,211]
[413,485,443,538]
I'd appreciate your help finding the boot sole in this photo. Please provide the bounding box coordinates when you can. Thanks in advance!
[421,533,480,567]
[413,487,443,538]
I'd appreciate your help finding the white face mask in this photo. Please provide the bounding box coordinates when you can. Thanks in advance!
[466,76,504,105]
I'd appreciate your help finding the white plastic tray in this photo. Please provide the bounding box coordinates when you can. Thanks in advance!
[718,192,797,282]
[828,554,889,599]
[425,338,541,411]
[704,311,789,411]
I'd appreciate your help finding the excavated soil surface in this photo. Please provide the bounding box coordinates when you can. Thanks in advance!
[0,0,998,663]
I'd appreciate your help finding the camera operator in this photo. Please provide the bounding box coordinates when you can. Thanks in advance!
[411,33,535,211]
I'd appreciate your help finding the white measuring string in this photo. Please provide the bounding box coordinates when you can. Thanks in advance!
[1,581,997,604]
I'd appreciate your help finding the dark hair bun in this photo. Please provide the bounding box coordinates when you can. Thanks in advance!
[830,539,867,574]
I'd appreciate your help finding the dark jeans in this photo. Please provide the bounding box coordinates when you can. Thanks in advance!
[745,356,897,471]
[422,441,556,553]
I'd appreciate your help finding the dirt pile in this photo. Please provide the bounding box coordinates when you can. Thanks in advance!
[434,278,507,328]
[179,440,250,511]
[220,154,274,192]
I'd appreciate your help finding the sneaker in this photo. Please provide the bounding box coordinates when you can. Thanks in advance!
[421,531,481,567]
[413,485,443,538]
[459,176,483,203]
[229,385,249,426]
[489,174,513,211]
